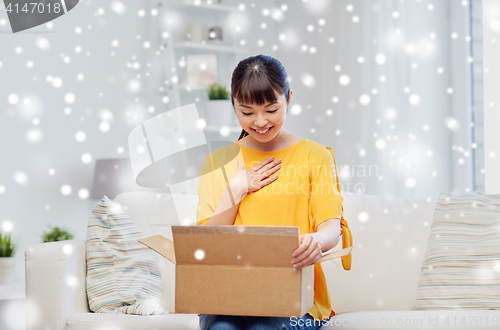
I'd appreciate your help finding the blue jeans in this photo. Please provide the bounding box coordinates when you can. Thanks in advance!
[199,313,329,330]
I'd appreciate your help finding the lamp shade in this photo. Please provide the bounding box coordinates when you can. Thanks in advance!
[90,158,151,199]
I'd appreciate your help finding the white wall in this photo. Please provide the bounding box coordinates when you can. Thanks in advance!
[0,0,281,282]
[0,0,477,281]
[0,0,163,280]
[275,0,474,199]
[483,0,500,194]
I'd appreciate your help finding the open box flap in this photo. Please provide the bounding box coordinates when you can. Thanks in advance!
[138,235,176,264]
[139,228,354,267]
[315,245,354,264]
[172,225,299,267]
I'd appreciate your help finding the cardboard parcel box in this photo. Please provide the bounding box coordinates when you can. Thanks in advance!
[138,225,353,317]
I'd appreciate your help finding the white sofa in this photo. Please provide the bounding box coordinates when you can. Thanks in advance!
[25,191,500,330]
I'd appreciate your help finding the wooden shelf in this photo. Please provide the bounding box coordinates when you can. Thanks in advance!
[173,41,247,54]
[179,84,209,91]
[161,0,248,110]
[205,125,241,133]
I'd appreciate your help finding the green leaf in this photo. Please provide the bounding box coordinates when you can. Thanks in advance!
[0,232,18,257]
[41,225,74,243]
[208,83,229,100]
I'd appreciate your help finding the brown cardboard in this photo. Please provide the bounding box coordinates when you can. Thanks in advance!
[139,225,354,317]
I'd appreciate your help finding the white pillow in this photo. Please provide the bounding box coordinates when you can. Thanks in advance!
[414,191,500,309]
[86,196,166,315]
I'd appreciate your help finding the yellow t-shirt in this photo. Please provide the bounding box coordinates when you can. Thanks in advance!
[196,138,344,321]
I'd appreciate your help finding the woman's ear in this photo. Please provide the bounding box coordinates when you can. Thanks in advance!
[285,89,292,114]
[287,89,293,107]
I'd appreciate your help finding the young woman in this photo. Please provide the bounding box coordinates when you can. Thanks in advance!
[196,54,344,330]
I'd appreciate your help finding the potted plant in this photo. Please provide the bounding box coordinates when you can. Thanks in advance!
[205,83,236,126]
[41,225,74,243]
[0,231,19,285]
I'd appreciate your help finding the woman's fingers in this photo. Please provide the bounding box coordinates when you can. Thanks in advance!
[244,157,282,194]
[254,156,275,172]
[261,173,280,187]
[246,158,281,191]
[291,235,321,268]
[292,235,309,259]
[258,160,281,181]
[293,248,321,268]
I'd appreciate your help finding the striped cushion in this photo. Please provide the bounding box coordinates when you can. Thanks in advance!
[414,191,500,309]
[86,196,166,315]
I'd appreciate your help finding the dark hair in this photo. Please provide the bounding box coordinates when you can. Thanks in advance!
[230,54,290,141]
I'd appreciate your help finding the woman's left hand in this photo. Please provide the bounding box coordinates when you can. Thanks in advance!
[291,233,322,268]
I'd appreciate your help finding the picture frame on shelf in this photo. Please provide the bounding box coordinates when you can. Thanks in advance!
[186,54,217,85]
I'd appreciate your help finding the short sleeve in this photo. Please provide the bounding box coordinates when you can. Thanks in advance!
[196,154,216,226]
[309,146,344,232]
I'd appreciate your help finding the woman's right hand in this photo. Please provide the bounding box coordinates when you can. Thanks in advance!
[230,156,282,198]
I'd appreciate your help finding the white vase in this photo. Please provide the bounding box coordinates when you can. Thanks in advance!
[185,22,207,43]
[0,257,16,285]
[205,100,236,127]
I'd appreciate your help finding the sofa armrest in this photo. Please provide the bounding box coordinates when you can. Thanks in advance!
[25,239,90,330]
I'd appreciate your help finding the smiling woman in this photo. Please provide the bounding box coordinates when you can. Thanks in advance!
[230,55,294,150]
[196,54,347,330]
